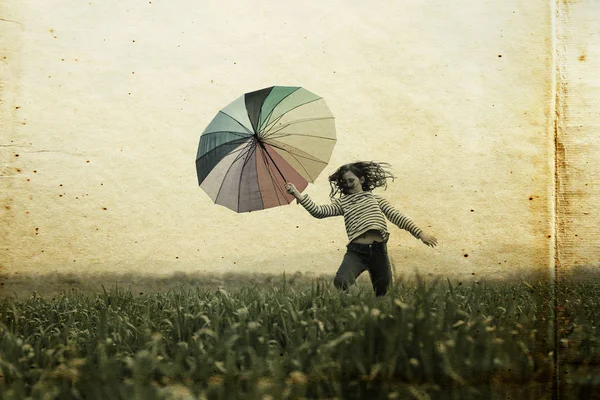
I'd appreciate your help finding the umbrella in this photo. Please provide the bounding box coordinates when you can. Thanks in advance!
[196,86,336,212]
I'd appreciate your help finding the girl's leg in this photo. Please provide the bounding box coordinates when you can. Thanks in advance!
[334,251,366,291]
[368,248,393,297]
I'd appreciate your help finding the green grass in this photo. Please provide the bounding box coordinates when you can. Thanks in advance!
[0,272,598,399]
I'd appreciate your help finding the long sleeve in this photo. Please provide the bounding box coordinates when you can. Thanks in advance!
[376,196,423,239]
[298,194,343,219]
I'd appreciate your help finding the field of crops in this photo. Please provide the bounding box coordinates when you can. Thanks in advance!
[0,271,598,399]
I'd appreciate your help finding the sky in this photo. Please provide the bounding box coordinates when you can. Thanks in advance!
[0,0,559,281]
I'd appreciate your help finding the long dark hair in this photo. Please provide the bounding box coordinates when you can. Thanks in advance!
[328,161,395,198]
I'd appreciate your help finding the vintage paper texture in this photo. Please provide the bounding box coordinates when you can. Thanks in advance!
[555,0,600,274]
[1,0,555,286]
[553,1,600,392]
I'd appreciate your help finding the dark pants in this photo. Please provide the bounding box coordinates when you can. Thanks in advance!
[333,240,392,297]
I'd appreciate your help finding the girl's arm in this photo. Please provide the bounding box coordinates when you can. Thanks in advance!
[285,183,343,219]
[376,196,438,247]
[376,196,422,238]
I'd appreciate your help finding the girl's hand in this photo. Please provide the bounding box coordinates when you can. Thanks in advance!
[419,233,438,247]
[285,182,300,198]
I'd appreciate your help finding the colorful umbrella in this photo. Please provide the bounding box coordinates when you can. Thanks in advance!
[196,86,336,212]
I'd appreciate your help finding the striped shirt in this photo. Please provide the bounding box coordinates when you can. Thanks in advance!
[298,191,423,243]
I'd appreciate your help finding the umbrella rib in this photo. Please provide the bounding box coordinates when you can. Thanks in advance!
[259,147,288,205]
[263,141,317,181]
[217,111,254,135]
[263,139,329,164]
[214,139,256,209]
[260,113,286,136]
[261,96,322,134]
[231,139,256,165]
[196,140,252,186]
[260,97,323,136]
[259,87,301,132]
[266,132,337,142]
[196,138,250,163]
[237,141,259,212]
[263,116,335,139]
[200,130,253,140]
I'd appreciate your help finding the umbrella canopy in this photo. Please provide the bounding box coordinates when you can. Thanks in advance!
[196,86,336,213]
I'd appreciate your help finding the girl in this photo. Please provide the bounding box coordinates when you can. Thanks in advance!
[285,161,437,297]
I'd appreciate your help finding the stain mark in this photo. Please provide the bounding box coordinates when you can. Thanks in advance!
[464,254,469,258]
[0,17,20,24]
[579,54,586,61]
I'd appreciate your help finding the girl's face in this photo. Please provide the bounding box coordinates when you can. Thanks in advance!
[341,171,364,194]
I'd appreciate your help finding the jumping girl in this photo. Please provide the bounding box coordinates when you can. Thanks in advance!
[285,161,437,297]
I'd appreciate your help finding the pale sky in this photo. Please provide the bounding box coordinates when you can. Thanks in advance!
[1,0,561,280]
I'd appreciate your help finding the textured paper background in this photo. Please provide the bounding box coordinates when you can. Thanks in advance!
[1,0,554,282]
[555,0,600,273]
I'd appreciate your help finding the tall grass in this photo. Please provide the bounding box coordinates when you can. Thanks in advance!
[0,274,596,399]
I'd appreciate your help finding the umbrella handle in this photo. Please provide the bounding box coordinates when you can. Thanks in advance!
[259,141,287,182]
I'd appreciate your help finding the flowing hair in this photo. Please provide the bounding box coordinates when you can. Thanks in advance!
[328,161,396,198]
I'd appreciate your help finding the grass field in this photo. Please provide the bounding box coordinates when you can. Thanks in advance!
[0,269,598,399]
